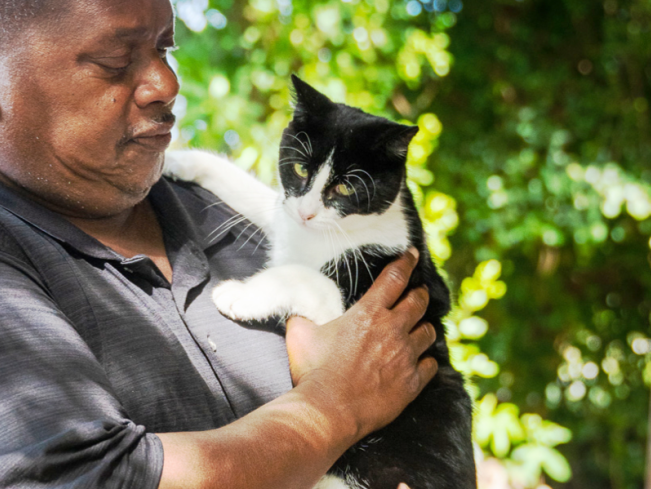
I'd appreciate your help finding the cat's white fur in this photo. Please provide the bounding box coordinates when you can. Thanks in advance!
[164,149,409,489]
[212,264,345,325]
[164,149,409,326]
[314,475,364,489]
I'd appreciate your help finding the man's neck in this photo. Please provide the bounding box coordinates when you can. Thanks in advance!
[66,199,174,283]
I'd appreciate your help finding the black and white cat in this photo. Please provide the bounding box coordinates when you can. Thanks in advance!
[164,75,476,489]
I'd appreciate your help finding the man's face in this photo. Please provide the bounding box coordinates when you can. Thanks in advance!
[0,0,179,218]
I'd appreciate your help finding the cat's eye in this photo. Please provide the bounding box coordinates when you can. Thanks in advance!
[293,163,309,178]
[335,183,355,196]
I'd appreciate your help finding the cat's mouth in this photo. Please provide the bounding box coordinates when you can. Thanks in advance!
[293,213,321,228]
[286,208,328,230]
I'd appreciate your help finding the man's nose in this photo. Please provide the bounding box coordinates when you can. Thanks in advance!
[134,54,180,109]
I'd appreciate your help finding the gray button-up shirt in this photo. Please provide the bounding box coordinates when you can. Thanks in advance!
[0,177,293,488]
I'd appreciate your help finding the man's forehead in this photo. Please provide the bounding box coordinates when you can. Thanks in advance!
[110,16,175,41]
[65,0,174,44]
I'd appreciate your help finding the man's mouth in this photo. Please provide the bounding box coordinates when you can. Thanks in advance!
[129,120,175,152]
[130,132,173,151]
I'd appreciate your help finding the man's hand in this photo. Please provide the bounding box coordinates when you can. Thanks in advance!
[159,249,436,489]
[286,248,438,440]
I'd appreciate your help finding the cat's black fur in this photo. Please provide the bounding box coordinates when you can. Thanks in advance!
[279,76,476,489]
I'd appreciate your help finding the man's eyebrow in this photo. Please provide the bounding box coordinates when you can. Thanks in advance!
[114,26,149,39]
[114,15,175,40]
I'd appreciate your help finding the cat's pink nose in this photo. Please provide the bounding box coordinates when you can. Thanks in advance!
[299,211,316,221]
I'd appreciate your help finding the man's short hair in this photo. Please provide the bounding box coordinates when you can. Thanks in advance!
[0,0,67,46]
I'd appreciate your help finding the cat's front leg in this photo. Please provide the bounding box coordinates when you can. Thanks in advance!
[213,264,345,325]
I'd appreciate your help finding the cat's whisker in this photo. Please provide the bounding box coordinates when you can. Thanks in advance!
[207,203,278,244]
[333,230,343,288]
[331,220,362,297]
[233,221,257,245]
[251,232,268,256]
[331,228,354,301]
[349,169,377,200]
[326,227,340,286]
[237,225,264,251]
[208,222,247,243]
[278,160,307,167]
[295,131,313,156]
[351,247,360,298]
[320,229,335,276]
[287,133,312,158]
[333,220,374,285]
[208,214,248,238]
[354,247,374,285]
[344,177,361,207]
[326,221,351,299]
[346,173,372,212]
[203,194,274,214]
[202,200,228,211]
[278,156,307,164]
[279,146,308,159]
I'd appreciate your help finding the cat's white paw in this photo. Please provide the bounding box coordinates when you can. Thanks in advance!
[294,296,344,326]
[212,266,345,325]
[212,280,257,321]
[313,475,353,489]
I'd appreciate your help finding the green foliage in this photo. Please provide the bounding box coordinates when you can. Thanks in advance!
[170,0,651,488]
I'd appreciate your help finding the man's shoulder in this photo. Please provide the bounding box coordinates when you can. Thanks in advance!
[0,208,48,289]
[0,207,33,261]
[164,176,224,207]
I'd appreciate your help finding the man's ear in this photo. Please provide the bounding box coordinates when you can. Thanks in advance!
[291,74,334,115]
[383,125,419,161]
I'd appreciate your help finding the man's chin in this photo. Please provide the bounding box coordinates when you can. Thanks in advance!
[114,148,165,185]
[109,169,163,202]
[97,153,165,208]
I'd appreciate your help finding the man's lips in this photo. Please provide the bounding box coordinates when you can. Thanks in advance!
[129,122,175,151]
[130,132,173,151]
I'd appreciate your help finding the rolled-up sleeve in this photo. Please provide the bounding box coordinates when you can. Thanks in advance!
[0,255,164,489]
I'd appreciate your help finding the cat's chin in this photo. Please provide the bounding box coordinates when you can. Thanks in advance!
[300,220,336,231]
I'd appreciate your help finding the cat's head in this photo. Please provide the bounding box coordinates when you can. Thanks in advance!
[278,75,418,230]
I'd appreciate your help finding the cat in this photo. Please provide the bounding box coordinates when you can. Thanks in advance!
[164,75,476,489]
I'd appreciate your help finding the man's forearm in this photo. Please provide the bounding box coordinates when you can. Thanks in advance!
[158,251,436,489]
[157,382,360,489]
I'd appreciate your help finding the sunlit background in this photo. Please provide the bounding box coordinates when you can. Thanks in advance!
[168,1,651,488]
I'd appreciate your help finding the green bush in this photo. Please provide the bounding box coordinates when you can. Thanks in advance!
[170,1,651,487]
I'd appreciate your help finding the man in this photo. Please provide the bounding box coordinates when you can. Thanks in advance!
[0,0,438,488]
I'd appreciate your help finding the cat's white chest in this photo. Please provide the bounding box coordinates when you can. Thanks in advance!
[268,212,344,270]
[268,198,410,271]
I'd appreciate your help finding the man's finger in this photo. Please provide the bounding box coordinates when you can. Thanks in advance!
[285,316,318,386]
[398,483,412,489]
[409,321,437,357]
[391,286,429,330]
[361,248,419,309]
[285,316,318,350]
[286,315,316,331]
[416,356,439,390]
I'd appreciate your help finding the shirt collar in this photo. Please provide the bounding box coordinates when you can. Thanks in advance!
[0,177,236,262]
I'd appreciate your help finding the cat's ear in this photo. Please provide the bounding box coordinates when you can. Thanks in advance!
[384,125,419,161]
[291,74,334,115]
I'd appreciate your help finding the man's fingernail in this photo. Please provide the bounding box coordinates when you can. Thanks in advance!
[398,484,411,489]
[408,247,419,259]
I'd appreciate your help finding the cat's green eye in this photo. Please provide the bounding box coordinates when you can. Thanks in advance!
[335,183,355,196]
[293,163,309,178]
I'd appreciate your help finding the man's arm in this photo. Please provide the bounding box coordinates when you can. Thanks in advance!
[0,252,163,489]
[0,246,432,489]
[158,250,438,489]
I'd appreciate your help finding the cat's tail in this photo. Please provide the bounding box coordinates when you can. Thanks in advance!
[164,149,279,234]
